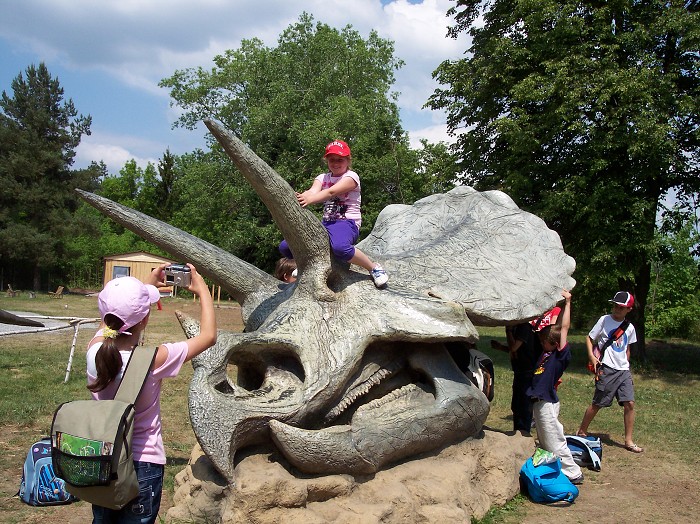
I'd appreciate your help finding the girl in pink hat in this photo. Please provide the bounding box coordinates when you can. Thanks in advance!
[279,139,389,287]
[86,264,217,523]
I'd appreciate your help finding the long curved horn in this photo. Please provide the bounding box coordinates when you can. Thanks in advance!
[77,189,277,307]
[205,120,334,300]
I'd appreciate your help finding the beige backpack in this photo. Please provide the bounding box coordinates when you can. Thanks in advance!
[50,346,156,510]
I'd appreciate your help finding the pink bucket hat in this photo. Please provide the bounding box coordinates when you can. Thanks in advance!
[98,276,161,332]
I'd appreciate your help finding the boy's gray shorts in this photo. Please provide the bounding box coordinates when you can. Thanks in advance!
[593,366,635,407]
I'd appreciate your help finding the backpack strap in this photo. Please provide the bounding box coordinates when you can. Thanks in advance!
[566,435,601,471]
[598,319,630,356]
[114,346,158,405]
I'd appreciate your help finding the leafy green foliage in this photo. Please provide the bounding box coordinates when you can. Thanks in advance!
[0,63,94,290]
[61,155,184,289]
[0,17,457,289]
[647,216,700,339]
[160,13,428,270]
[415,139,463,195]
[428,1,700,357]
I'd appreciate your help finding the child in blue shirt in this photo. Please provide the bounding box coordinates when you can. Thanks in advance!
[526,289,583,484]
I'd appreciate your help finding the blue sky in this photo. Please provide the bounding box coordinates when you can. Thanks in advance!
[0,0,469,174]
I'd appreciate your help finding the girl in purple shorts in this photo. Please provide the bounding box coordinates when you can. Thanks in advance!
[279,139,388,288]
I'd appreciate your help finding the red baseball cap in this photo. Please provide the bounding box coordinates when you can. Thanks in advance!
[610,291,634,308]
[530,306,561,332]
[324,140,351,157]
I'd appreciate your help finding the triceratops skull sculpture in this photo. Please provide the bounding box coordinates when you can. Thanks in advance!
[78,120,575,481]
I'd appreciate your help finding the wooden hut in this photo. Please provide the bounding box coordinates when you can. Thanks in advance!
[103,252,176,295]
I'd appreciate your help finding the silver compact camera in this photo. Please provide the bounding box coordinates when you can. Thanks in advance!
[164,264,191,287]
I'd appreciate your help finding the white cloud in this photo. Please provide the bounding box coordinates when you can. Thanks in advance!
[408,123,457,149]
[76,132,159,172]
[1,1,469,171]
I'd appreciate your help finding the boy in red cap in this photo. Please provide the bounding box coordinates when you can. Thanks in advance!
[577,291,643,453]
[525,290,584,484]
[490,306,560,436]
[279,139,388,287]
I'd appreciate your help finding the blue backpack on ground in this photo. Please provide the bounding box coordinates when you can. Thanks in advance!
[566,435,602,471]
[520,456,579,503]
[17,437,76,506]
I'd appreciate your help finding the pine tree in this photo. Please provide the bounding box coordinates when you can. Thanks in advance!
[0,63,92,290]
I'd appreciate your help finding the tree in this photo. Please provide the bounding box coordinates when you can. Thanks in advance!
[169,150,275,265]
[154,148,179,221]
[0,63,93,290]
[63,155,178,291]
[95,157,176,259]
[427,1,700,358]
[160,13,425,270]
[415,139,463,195]
[647,207,700,339]
[62,161,109,288]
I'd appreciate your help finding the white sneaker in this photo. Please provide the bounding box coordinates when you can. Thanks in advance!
[370,265,388,288]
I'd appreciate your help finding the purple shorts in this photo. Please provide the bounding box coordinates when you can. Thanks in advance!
[279,220,359,262]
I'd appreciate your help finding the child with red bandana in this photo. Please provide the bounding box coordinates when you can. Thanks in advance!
[526,290,584,484]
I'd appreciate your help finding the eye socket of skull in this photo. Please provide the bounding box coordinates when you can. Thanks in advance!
[221,345,305,392]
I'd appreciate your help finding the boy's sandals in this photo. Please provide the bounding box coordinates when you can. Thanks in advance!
[581,433,644,453]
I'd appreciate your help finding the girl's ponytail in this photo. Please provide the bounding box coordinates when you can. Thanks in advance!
[88,314,125,392]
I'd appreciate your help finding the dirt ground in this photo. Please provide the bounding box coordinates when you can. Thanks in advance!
[5,429,697,523]
[516,434,699,524]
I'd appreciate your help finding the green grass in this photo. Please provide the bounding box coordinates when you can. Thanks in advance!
[471,495,527,524]
[472,326,700,523]
[2,295,699,522]
[0,292,239,521]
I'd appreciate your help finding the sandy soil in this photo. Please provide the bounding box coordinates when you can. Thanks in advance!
[5,429,695,523]
[517,435,698,524]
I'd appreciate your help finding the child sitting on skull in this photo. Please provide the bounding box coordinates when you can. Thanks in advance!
[278,140,388,288]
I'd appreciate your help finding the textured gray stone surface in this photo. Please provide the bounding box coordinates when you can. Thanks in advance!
[166,432,535,524]
[78,119,575,482]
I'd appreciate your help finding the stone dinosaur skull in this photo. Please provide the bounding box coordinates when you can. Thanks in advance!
[78,120,575,481]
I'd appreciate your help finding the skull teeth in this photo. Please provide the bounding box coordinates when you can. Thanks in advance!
[324,361,401,422]
[361,383,423,412]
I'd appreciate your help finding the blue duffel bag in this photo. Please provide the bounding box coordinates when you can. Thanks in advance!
[520,456,579,503]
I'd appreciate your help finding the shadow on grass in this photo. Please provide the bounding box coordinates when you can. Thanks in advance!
[642,340,700,375]
[166,456,191,467]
